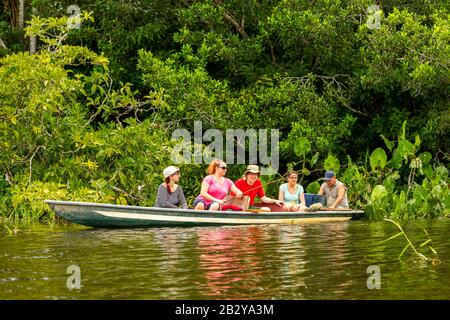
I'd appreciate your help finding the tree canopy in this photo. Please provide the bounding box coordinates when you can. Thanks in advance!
[0,0,448,220]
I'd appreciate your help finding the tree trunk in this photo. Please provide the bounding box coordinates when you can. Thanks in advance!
[19,0,25,29]
[30,7,37,54]
[4,0,19,29]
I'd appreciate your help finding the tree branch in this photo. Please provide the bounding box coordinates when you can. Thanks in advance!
[28,145,45,185]
[111,186,143,201]
[0,38,6,49]
[223,11,248,38]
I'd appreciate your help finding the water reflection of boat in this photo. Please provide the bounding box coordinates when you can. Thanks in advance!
[196,226,269,299]
[44,200,364,228]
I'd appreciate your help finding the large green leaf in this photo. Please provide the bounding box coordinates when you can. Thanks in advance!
[444,194,450,209]
[371,185,388,203]
[413,185,429,202]
[389,149,403,169]
[310,151,319,167]
[418,152,432,165]
[414,134,421,148]
[301,167,311,176]
[396,139,415,160]
[306,181,320,194]
[383,172,399,193]
[294,137,311,158]
[324,155,340,174]
[380,134,394,151]
[434,166,448,181]
[370,148,387,171]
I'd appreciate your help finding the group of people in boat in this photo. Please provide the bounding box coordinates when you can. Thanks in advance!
[155,159,349,212]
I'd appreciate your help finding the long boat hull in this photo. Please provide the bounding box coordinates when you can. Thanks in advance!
[45,200,364,228]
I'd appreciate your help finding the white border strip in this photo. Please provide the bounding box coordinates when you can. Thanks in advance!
[94,210,350,224]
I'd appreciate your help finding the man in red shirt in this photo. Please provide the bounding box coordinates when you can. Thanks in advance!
[231,165,283,207]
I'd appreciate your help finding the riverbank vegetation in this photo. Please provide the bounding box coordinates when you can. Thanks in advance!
[0,0,448,221]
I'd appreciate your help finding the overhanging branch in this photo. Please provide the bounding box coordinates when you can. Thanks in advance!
[214,0,248,38]
[223,11,248,38]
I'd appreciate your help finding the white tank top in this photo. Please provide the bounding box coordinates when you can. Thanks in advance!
[321,180,349,208]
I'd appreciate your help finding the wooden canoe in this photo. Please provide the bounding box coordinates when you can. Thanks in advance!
[44,200,364,228]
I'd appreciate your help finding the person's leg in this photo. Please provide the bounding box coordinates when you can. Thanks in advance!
[193,198,206,210]
[194,203,205,210]
[297,203,308,212]
[309,203,323,211]
[208,202,220,211]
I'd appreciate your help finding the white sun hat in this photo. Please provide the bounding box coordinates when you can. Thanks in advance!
[163,166,179,178]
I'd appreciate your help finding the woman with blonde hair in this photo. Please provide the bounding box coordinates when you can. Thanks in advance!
[193,159,243,210]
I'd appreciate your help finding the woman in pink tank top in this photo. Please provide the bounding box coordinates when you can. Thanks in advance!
[193,159,243,210]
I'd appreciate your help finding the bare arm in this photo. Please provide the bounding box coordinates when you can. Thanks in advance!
[318,186,324,195]
[299,192,306,206]
[278,188,284,201]
[230,183,243,197]
[330,185,346,209]
[261,195,283,206]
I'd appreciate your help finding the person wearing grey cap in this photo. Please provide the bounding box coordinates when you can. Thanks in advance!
[155,165,188,209]
[318,171,349,210]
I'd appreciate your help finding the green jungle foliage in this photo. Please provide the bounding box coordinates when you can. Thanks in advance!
[0,0,449,221]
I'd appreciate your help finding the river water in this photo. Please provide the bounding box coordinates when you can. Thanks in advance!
[1,219,449,299]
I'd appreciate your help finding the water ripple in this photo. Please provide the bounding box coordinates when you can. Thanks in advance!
[1,221,450,299]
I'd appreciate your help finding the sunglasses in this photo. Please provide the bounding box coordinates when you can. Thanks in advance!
[219,166,227,169]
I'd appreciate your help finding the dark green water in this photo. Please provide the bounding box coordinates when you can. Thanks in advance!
[1,220,449,299]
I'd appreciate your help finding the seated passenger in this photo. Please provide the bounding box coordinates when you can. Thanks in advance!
[318,171,349,209]
[231,164,283,209]
[155,166,188,209]
[278,171,307,212]
[193,159,243,211]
